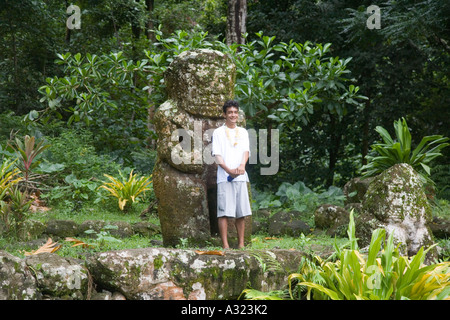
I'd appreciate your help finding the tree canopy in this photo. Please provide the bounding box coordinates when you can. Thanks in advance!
[0,0,448,193]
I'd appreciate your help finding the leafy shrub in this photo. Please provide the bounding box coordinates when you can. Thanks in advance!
[0,159,21,200]
[289,212,450,300]
[8,135,50,193]
[0,112,31,145]
[0,186,33,238]
[437,239,450,262]
[41,173,102,206]
[0,158,29,237]
[432,199,450,220]
[361,118,449,183]
[27,129,124,207]
[241,212,450,300]
[98,170,152,211]
[431,164,450,200]
[253,181,345,214]
[42,129,121,181]
[128,148,158,176]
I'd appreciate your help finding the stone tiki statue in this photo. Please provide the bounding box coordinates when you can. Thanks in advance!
[153,49,251,247]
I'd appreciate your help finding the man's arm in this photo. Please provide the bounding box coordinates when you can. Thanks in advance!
[215,151,249,177]
[236,151,249,175]
[215,155,238,178]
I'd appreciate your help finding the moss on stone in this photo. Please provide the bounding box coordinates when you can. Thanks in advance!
[356,163,436,260]
[153,255,164,270]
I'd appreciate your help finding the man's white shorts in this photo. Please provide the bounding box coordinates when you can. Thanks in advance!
[217,181,252,218]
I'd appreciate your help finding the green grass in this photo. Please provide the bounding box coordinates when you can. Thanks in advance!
[0,199,161,259]
[33,200,151,224]
[250,231,347,253]
[1,233,161,259]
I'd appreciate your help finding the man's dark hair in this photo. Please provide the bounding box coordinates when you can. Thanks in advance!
[222,100,239,114]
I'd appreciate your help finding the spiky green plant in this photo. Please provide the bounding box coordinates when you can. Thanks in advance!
[241,211,450,300]
[239,289,286,300]
[8,135,50,192]
[99,170,152,211]
[0,186,33,237]
[288,212,450,300]
[360,118,449,182]
[0,159,21,200]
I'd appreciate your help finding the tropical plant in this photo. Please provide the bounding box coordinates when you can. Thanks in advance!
[242,211,450,300]
[227,31,367,122]
[64,173,101,202]
[288,212,450,300]
[84,224,122,247]
[239,288,286,300]
[254,180,345,214]
[8,135,50,193]
[360,118,449,182]
[250,250,285,274]
[98,170,152,211]
[0,186,33,237]
[0,158,22,200]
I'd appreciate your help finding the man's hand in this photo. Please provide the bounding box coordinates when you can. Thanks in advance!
[227,168,239,178]
[215,154,247,178]
[228,164,245,177]
[236,164,246,175]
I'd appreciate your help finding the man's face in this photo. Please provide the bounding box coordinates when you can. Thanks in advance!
[224,106,239,125]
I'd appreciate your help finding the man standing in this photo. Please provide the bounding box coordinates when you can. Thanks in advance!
[212,100,252,249]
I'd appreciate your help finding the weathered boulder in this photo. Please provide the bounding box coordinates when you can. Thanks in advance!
[86,247,304,300]
[164,49,236,118]
[355,163,437,260]
[45,219,78,238]
[429,217,450,239]
[267,210,311,237]
[132,221,161,238]
[153,160,211,246]
[1,219,162,243]
[16,219,46,241]
[108,221,133,238]
[25,253,89,300]
[153,49,251,247]
[343,176,374,204]
[344,202,363,214]
[0,250,41,300]
[3,245,345,300]
[78,220,107,235]
[314,204,350,237]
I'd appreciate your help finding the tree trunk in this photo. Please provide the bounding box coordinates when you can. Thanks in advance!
[361,98,371,166]
[65,0,71,43]
[226,0,247,46]
[145,0,155,41]
[326,113,342,187]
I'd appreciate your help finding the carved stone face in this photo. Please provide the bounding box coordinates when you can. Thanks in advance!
[153,49,252,247]
[164,49,236,118]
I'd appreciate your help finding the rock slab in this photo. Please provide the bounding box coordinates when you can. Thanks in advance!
[356,163,436,260]
[86,247,303,300]
[1,247,305,300]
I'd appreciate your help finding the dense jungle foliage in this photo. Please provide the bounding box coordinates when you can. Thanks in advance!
[0,0,449,236]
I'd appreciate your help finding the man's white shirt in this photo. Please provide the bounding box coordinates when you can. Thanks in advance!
[212,124,250,184]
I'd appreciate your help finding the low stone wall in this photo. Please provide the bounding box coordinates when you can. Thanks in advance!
[9,219,161,243]
[0,248,305,300]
